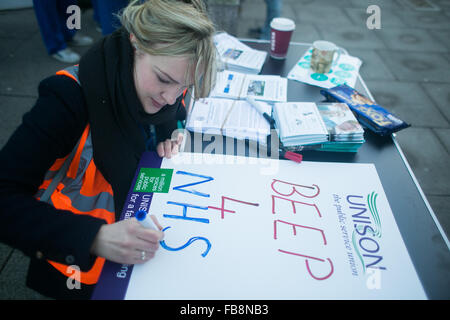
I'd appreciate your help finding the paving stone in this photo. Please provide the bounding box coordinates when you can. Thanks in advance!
[434,128,450,153]
[0,243,13,270]
[365,80,449,127]
[348,0,404,9]
[0,33,71,96]
[375,27,448,52]
[281,0,353,7]
[426,195,450,240]
[347,48,396,80]
[0,95,37,149]
[427,28,450,50]
[0,8,39,40]
[290,24,322,44]
[345,7,407,28]
[444,52,450,63]
[0,38,25,61]
[237,1,299,39]
[396,10,450,29]
[445,9,450,18]
[432,0,450,9]
[398,0,442,11]
[0,35,101,97]
[236,18,263,39]
[314,24,387,50]
[421,82,450,122]
[0,249,52,299]
[291,6,354,27]
[240,0,296,20]
[395,127,450,195]
[377,50,450,83]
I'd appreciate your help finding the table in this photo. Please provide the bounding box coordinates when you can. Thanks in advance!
[185,40,450,299]
[94,41,450,300]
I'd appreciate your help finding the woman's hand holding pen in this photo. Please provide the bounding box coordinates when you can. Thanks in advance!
[91,129,183,264]
[157,132,184,159]
[90,217,164,265]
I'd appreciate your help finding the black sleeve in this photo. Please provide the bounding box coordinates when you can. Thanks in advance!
[0,75,105,271]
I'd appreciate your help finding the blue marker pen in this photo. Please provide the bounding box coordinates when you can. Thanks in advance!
[135,210,158,230]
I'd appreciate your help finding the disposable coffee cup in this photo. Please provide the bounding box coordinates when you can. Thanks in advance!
[270,18,295,59]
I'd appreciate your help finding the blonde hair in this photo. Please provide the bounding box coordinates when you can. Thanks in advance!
[120,0,217,100]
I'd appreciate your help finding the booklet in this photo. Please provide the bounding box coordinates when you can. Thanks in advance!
[186,97,272,144]
[316,103,365,142]
[210,70,288,102]
[273,102,329,146]
[214,32,268,74]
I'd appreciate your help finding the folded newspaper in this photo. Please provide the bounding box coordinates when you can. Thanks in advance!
[214,32,268,74]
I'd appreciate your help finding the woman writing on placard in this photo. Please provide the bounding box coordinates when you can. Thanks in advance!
[0,0,217,300]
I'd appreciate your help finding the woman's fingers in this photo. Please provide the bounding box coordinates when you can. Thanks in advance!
[156,135,184,159]
[156,139,172,158]
[135,250,154,262]
[90,218,163,265]
[150,214,163,231]
[156,141,165,157]
[165,139,173,158]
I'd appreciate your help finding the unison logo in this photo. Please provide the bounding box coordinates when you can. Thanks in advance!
[347,192,386,274]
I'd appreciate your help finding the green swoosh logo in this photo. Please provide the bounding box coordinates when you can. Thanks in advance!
[352,192,382,274]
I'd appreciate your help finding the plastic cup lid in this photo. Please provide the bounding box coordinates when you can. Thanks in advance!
[270,18,296,31]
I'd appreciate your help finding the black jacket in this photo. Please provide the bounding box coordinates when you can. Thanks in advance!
[0,74,184,299]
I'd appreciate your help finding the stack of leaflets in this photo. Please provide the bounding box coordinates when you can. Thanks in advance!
[316,103,365,152]
[186,97,272,144]
[214,32,268,74]
[210,70,288,102]
[273,102,329,147]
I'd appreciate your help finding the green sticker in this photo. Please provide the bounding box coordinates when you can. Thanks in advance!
[134,168,173,193]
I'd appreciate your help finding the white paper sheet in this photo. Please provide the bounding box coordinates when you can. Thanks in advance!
[211,70,288,102]
[214,32,267,74]
[186,98,272,144]
[288,47,362,89]
[124,153,426,300]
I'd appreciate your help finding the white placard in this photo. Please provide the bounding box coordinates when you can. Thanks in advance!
[125,153,426,300]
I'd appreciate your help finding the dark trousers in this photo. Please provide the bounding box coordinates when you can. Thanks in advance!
[91,0,128,35]
[33,0,78,55]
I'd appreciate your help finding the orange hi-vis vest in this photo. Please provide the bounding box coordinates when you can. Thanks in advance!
[35,65,115,285]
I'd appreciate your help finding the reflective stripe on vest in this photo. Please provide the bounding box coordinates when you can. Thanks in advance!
[35,66,115,285]
[181,88,187,108]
